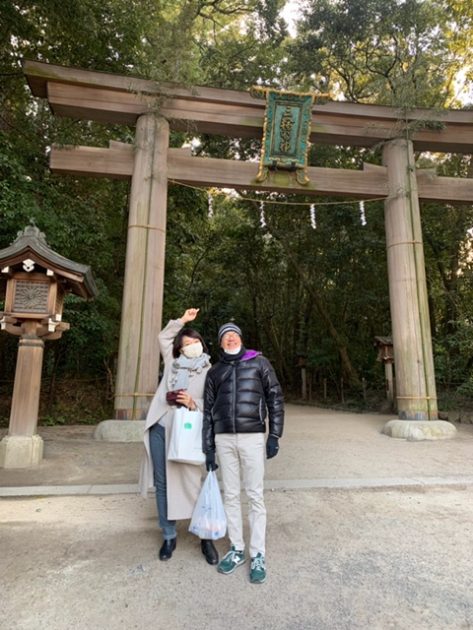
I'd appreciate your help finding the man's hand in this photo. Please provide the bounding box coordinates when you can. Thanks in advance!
[205,451,219,471]
[266,435,279,459]
[180,308,200,324]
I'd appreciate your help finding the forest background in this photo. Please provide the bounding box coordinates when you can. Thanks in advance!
[1,0,473,425]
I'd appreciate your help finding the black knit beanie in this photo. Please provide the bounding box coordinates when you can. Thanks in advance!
[218,322,243,344]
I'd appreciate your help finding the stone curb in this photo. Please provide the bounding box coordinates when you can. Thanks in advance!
[2,475,473,497]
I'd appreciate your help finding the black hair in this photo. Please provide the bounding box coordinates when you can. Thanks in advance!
[172,328,208,358]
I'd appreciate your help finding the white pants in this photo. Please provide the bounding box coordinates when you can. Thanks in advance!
[215,432,266,557]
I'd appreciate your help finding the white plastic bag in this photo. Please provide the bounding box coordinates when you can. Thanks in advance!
[188,471,227,540]
[167,407,205,465]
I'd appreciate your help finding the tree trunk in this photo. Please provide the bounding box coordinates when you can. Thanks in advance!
[272,234,362,388]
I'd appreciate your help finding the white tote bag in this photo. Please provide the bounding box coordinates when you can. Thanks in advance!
[167,407,205,465]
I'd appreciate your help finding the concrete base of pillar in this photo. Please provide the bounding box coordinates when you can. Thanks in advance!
[0,434,44,468]
[382,419,457,441]
[94,420,145,442]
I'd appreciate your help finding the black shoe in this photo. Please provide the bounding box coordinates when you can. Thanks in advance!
[159,538,176,561]
[201,539,219,565]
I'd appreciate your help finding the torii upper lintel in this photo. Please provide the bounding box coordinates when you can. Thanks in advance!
[24,59,473,153]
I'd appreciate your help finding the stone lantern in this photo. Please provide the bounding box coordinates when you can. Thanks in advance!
[0,225,97,468]
[374,336,395,407]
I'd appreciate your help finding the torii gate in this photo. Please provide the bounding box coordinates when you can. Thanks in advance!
[23,60,473,428]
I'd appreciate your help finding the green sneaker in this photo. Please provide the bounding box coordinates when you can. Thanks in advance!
[217,546,246,575]
[249,553,266,584]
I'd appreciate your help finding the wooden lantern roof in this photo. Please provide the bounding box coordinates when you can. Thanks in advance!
[374,336,393,347]
[0,225,98,300]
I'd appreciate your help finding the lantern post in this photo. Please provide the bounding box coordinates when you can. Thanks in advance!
[0,225,97,468]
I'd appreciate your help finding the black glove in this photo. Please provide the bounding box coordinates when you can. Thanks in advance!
[205,451,218,471]
[266,435,279,459]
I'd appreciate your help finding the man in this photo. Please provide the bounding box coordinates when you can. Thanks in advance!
[203,322,284,584]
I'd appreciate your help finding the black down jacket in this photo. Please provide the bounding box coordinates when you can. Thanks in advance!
[203,353,284,453]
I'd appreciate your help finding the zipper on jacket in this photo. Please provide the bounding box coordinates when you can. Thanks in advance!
[259,399,265,423]
[231,364,237,433]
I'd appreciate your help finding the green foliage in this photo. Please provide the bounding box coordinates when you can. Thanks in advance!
[290,0,471,108]
[1,0,473,423]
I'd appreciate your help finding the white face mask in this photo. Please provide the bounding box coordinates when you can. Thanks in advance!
[181,341,203,359]
[225,346,242,355]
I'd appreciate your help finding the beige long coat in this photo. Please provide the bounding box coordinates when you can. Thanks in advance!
[139,319,210,520]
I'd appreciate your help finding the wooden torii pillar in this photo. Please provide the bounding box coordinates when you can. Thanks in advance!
[114,115,169,419]
[383,138,437,421]
[22,61,473,429]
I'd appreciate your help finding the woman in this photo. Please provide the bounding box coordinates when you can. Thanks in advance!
[140,308,218,564]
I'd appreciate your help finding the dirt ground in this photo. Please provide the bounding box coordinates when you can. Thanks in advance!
[2,486,473,630]
[2,405,473,629]
[2,405,473,490]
